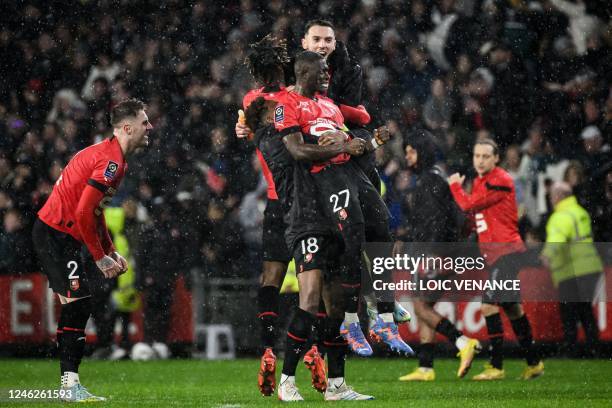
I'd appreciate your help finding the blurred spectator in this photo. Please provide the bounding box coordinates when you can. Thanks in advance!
[0,1,607,308]
[541,181,602,356]
[578,125,610,179]
[0,208,34,274]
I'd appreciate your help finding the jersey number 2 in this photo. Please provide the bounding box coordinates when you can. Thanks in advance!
[67,261,79,279]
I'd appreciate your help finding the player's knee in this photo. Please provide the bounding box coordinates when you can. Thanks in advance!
[59,296,92,329]
[412,300,429,318]
[481,302,500,316]
[502,302,523,320]
[261,261,287,287]
[299,281,321,315]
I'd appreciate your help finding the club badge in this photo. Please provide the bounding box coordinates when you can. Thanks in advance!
[70,279,80,291]
[338,208,348,220]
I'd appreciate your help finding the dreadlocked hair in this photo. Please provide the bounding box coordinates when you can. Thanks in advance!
[245,34,289,86]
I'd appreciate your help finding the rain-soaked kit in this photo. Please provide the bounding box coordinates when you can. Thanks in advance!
[363,242,609,303]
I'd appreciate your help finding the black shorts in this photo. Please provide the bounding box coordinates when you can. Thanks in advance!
[311,163,365,228]
[32,219,92,298]
[482,252,524,304]
[262,199,291,263]
[292,234,341,275]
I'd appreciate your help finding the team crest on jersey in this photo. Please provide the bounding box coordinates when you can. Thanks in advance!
[338,208,348,220]
[274,106,284,123]
[305,253,313,263]
[104,161,119,179]
[70,279,80,291]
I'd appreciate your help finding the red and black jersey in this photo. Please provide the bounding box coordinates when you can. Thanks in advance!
[243,85,287,200]
[450,166,524,264]
[38,136,127,261]
[273,90,349,173]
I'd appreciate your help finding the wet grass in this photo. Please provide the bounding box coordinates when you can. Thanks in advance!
[0,358,610,407]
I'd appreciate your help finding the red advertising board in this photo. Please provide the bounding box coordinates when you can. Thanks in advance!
[0,273,193,345]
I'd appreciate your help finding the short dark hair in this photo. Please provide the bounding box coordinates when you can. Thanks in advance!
[244,96,274,131]
[294,50,324,80]
[475,138,499,155]
[111,98,145,127]
[304,19,335,36]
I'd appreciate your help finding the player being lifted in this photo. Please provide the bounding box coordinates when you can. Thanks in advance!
[273,51,413,358]
[244,56,376,400]
[237,20,410,360]
[448,139,544,380]
[32,99,152,402]
[242,34,376,399]
[299,19,412,348]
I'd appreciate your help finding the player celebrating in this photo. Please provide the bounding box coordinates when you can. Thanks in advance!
[301,20,411,343]
[247,97,372,401]
[240,35,299,397]
[448,139,544,380]
[32,99,152,401]
[275,51,413,358]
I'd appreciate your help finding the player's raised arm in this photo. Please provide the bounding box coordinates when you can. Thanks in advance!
[448,177,508,212]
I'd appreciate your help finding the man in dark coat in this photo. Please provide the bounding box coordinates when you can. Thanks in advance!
[397,129,481,382]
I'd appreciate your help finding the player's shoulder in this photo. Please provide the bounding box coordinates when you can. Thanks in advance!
[86,137,124,167]
[487,167,514,188]
[275,89,301,104]
[317,93,335,104]
[245,86,289,108]
[243,87,265,108]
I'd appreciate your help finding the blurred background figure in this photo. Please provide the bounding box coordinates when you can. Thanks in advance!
[541,181,603,357]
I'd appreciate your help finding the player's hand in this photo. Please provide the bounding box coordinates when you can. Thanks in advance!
[344,138,366,156]
[373,126,391,145]
[318,130,347,146]
[111,251,129,274]
[235,121,252,139]
[96,255,122,278]
[448,173,465,186]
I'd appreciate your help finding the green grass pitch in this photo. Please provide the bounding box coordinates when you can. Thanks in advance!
[0,358,610,407]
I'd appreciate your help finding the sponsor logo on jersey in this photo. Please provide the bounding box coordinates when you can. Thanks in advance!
[338,208,348,220]
[70,279,80,291]
[297,101,312,112]
[309,119,338,137]
[274,106,284,123]
[104,161,119,179]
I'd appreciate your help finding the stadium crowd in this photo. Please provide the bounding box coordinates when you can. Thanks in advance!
[0,0,610,296]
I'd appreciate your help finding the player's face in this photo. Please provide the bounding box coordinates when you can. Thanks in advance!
[473,144,498,176]
[129,110,153,148]
[405,145,418,168]
[316,60,330,92]
[302,25,336,59]
[304,59,330,93]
